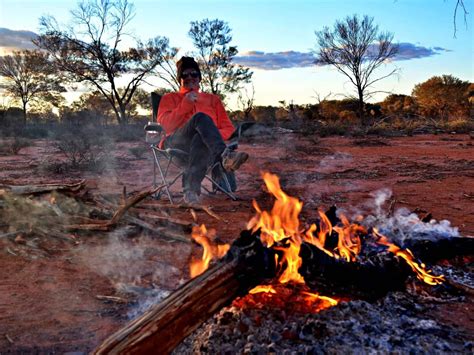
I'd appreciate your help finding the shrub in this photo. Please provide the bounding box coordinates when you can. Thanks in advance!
[129,145,148,159]
[441,118,474,133]
[0,137,31,155]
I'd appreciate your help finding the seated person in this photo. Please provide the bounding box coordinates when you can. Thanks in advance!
[157,56,248,204]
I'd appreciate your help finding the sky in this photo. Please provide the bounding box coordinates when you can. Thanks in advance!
[0,0,473,110]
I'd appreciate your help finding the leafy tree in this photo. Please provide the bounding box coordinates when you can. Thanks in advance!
[412,75,471,119]
[34,0,174,125]
[314,14,398,120]
[380,94,417,118]
[0,50,65,123]
[189,18,253,100]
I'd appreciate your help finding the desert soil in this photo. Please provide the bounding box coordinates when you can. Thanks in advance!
[0,132,473,352]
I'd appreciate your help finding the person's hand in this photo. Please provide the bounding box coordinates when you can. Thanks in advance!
[185,91,198,102]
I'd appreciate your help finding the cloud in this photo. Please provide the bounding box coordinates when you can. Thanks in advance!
[234,50,316,70]
[235,43,451,70]
[394,42,451,61]
[0,28,38,53]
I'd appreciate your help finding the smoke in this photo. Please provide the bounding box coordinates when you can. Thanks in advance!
[318,152,353,172]
[371,188,392,217]
[75,228,191,318]
[361,189,460,245]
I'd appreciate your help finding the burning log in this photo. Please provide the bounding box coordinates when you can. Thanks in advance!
[401,234,474,263]
[299,241,411,300]
[93,230,276,354]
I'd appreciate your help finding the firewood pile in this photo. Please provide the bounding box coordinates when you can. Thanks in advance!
[0,180,214,252]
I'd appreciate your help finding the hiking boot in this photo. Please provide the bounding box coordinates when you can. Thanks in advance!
[183,191,200,204]
[222,151,249,172]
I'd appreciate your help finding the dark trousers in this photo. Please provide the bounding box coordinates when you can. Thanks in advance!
[164,112,226,194]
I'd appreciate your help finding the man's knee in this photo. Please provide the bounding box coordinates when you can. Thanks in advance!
[190,112,216,128]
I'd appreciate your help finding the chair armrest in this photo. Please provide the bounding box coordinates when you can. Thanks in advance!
[144,122,164,133]
[145,122,164,144]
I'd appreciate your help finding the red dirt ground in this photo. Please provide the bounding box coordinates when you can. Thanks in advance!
[0,132,473,352]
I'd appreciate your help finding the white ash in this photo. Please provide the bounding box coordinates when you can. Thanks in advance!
[174,291,471,354]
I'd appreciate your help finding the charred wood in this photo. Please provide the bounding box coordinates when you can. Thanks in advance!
[401,234,474,263]
[299,242,411,300]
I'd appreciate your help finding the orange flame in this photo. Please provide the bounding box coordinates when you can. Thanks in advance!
[302,291,339,308]
[249,285,277,294]
[247,172,305,283]
[190,224,230,278]
[333,214,364,262]
[373,229,445,285]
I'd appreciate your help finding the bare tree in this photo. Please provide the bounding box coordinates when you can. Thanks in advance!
[34,0,174,124]
[453,0,469,37]
[153,48,181,91]
[0,50,65,123]
[188,18,253,101]
[237,84,255,120]
[314,14,398,120]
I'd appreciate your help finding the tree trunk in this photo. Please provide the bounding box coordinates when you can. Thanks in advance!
[357,86,364,122]
[22,100,27,125]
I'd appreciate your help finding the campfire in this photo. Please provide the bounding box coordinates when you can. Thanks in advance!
[95,172,472,354]
[190,172,444,313]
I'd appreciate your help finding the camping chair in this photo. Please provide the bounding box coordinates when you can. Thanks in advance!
[145,92,238,204]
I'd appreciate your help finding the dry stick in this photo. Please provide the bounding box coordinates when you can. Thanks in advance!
[124,216,190,244]
[109,185,166,226]
[130,208,193,228]
[96,295,128,304]
[0,180,86,195]
[34,227,77,242]
[0,230,25,239]
[64,186,166,232]
[5,334,13,344]
[136,200,225,221]
[445,277,474,296]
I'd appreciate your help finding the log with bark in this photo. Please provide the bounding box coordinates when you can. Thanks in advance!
[93,230,276,354]
[0,180,86,195]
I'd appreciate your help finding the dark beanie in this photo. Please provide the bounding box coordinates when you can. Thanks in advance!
[176,56,201,81]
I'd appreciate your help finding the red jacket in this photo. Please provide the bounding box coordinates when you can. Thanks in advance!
[157,87,235,142]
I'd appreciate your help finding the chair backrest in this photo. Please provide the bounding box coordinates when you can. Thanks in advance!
[151,92,162,121]
[145,93,164,144]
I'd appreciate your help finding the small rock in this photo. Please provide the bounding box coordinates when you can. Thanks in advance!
[14,235,26,244]
[270,331,282,342]
[246,334,256,342]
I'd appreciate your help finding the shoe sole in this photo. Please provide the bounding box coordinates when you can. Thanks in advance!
[225,153,249,171]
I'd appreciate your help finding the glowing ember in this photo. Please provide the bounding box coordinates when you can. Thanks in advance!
[233,283,339,314]
[302,291,339,307]
[189,224,230,278]
[374,229,445,285]
[249,285,277,294]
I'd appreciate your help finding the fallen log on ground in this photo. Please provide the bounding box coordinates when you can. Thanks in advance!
[0,180,86,195]
[93,230,276,354]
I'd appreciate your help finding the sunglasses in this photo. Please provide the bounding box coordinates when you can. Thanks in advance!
[181,72,200,79]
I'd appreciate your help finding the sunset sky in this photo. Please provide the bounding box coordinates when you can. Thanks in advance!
[0,0,473,109]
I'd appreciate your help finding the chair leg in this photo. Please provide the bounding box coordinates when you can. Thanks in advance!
[152,148,174,203]
[204,163,237,200]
